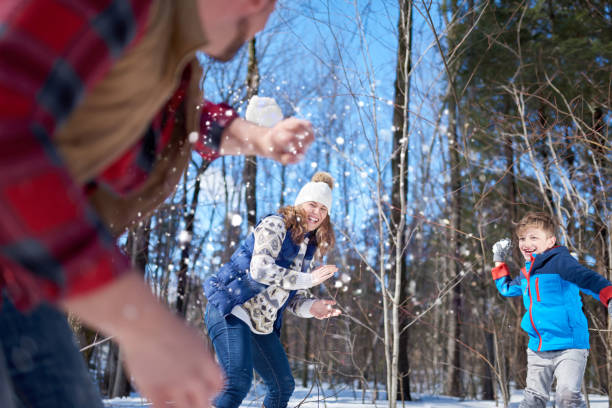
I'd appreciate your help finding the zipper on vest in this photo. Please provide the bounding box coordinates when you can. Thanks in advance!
[535,277,540,302]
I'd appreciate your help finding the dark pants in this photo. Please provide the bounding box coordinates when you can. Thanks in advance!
[205,304,295,408]
[0,295,103,408]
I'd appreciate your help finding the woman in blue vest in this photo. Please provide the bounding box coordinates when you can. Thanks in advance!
[204,171,341,408]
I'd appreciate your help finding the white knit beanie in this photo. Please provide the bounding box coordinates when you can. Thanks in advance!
[294,172,334,214]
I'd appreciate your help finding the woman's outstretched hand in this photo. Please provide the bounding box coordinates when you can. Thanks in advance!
[310,299,342,319]
[311,265,338,285]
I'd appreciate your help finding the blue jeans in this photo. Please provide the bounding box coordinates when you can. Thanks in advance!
[520,348,589,408]
[0,295,103,408]
[205,304,295,408]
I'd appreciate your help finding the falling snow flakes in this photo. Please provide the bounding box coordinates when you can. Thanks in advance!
[335,137,345,146]
[229,213,242,227]
[178,230,192,244]
[188,131,199,143]
[310,162,318,169]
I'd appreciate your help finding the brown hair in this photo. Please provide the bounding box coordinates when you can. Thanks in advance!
[277,205,335,260]
[516,211,557,238]
[278,171,336,260]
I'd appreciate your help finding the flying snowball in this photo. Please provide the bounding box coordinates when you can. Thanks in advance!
[245,96,283,127]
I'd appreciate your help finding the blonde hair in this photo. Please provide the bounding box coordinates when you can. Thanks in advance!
[516,211,557,238]
[278,172,336,260]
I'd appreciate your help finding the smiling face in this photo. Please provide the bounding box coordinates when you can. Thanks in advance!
[517,226,556,261]
[298,201,328,232]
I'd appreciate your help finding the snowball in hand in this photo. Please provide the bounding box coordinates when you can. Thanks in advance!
[245,96,283,127]
[492,238,512,263]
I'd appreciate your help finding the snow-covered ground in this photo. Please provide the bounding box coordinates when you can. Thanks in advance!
[104,385,610,407]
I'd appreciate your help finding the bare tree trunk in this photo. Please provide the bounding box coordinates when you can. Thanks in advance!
[176,167,204,316]
[244,38,260,230]
[110,222,151,397]
[445,96,463,397]
[104,342,118,397]
[279,165,286,207]
[110,349,130,398]
[391,0,413,403]
[301,318,312,387]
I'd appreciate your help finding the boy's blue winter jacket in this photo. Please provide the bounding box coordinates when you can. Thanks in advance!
[492,246,612,352]
[204,217,317,335]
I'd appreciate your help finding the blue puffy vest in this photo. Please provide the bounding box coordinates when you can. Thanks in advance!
[204,215,317,334]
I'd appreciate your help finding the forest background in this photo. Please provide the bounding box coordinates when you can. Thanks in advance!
[70,1,612,407]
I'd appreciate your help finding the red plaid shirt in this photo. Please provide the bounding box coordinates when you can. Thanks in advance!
[0,0,236,309]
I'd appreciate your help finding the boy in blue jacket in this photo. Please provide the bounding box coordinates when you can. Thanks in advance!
[491,211,612,408]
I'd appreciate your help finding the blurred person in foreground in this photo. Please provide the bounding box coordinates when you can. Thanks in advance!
[491,211,612,408]
[204,172,342,408]
[0,0,314,407]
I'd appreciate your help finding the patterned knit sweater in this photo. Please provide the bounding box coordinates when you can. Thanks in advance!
[232,216,316,334]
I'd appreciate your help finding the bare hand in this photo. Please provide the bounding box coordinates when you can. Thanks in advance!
[310,299,341,319]
[261,118,314,164]
[121,322,223,407]
[311,265,338,286]
[62,273,223,408]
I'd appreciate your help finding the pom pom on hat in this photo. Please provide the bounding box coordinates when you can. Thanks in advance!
[294,172,334,214]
